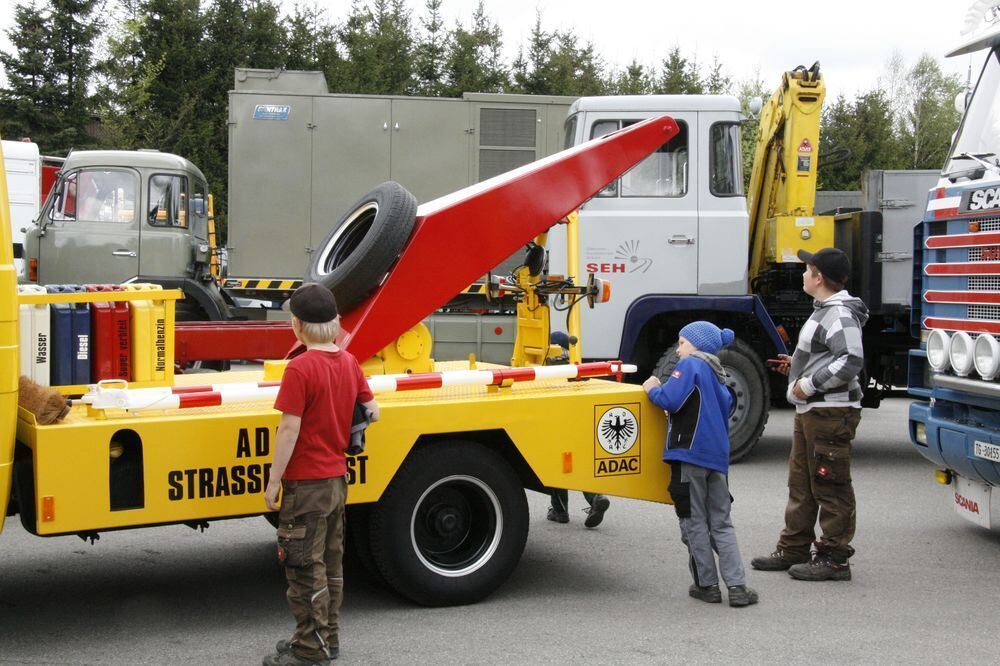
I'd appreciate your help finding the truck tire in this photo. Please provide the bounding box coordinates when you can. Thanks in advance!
[344,504,389,588]
[306,182,417,314]
[367,441,529,606]
[652,339,769,462]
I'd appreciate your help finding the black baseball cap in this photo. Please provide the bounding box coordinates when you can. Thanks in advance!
[281,283,339,322]
[797,247,850,284]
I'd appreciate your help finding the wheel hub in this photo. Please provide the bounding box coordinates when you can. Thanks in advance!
[726,366,751,430]
[410,475,503,577]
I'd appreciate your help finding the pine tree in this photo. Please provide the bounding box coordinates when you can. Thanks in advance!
[511,12,554,94]
[413,0,447,96]
[656,47,702,94]
[48,0,102,148]
[0,1,59,146]
[704,55,732,94]
[443,1,507,96]
[544,32,605,96]
[608,59,653,95]
[336,0,415,94]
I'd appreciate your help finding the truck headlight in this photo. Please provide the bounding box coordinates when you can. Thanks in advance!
[926,329,951,372]
[974,334,1000,380]
[949,331,975,376]
[915,422,928,445]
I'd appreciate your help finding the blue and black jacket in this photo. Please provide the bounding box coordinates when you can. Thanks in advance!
[646,352,732,474]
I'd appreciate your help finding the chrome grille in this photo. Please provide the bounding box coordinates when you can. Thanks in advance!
[968,304,1000,320]
[968,276,1000,290]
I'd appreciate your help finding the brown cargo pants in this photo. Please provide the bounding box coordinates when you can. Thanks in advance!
[776,407,862,561]
[276,476,347,661]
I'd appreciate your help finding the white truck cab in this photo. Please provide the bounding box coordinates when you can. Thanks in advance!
[550,95,748,360]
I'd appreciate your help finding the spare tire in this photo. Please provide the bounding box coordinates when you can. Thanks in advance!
[306,182,418,314]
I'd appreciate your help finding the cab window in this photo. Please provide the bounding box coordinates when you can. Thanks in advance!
[591,120,689,197]
[563,114,579,150]
[48,169,138,223]
[710,122,743,196]
[149,174,189,228]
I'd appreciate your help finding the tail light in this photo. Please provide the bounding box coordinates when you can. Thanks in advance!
[29,258,38,282]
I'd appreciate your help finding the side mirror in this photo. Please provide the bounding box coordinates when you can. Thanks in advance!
[748,98,764,118]
[955,90,968,116]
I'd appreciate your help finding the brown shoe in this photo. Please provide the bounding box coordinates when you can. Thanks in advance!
[750,550,809,571]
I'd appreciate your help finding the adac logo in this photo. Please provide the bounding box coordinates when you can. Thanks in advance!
[594,404,641,477]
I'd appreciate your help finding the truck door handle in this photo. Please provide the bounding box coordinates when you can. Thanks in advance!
[112,250,137,258]
[668,235,695,246]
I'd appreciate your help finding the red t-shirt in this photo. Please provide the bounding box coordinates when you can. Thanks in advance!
[274,348,374,480]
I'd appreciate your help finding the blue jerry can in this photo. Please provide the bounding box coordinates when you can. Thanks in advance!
[46,285,91,385]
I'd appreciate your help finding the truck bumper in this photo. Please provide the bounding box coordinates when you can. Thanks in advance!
[909,401,1000,487]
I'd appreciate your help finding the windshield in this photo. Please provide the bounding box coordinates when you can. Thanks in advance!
[945,47,1000,175]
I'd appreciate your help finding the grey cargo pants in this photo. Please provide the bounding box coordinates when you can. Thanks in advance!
[671,462,747,588]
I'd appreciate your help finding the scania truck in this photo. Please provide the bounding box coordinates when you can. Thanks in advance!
[908,1,1000,529]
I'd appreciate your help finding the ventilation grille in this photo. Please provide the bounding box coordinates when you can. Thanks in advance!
[970,248,982,261]
[976,217,1000,232]
[969,276,1000,290]
[479,149,536,181]
[968,304,1000,320]
[479,108,536,147]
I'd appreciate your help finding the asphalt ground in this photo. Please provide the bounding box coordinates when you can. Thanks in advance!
[2,396,998,665]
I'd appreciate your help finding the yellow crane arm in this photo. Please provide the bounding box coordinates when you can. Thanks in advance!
[746,62,827,281]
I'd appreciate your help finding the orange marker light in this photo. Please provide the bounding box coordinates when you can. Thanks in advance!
[42,496,55,522]
[562,451,573,473]
[969,221,981,233]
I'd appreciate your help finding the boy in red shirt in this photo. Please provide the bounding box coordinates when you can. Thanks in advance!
[263,283,379,666]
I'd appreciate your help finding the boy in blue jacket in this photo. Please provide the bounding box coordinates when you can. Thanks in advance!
[642,321,759,607]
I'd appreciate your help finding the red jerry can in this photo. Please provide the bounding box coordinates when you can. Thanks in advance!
[86,284,131,381]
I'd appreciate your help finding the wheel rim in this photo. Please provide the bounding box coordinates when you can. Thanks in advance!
[315,202,379,276]
[410,475,503,577]
[725,365,753,434]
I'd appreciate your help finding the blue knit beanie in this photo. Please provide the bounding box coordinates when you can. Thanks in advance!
[679,321,735,355]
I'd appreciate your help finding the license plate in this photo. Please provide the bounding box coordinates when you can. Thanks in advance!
[974,440,1000,463]
[953,476,992,529]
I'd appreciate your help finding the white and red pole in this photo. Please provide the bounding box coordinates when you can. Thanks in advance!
[80,361,637,412]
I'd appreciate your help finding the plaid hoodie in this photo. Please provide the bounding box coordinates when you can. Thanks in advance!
[787,290,868,412]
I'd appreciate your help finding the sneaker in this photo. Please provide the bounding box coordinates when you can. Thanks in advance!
[750,550,809,571]
[546,506,569,524]
[727,585,760,607]
[788,554,851,581]
[276,641,338,660]
[263,650,330,666]
[688,583,722,603]
[583,495,611,528]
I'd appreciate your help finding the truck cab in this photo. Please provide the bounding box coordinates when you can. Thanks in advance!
[549,95,748,360]
[908,5,1000,529]
[23,150,226,319]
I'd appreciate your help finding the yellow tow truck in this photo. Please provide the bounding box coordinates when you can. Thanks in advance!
[1,117,678,606]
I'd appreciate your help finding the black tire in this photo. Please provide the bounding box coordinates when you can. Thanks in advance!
[368,441,529,606]
[306,182,417,314]
[652,339,770,463]
[344,503,389,588]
